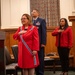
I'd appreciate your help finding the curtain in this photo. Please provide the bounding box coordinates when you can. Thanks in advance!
[30,0,60,27]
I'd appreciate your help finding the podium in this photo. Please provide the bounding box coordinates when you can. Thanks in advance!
[0,31,6,75]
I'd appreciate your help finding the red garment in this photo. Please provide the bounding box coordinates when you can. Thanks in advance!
[13,25,39,68]
[52,27,73,48]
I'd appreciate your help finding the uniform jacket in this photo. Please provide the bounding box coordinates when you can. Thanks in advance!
[33,17,46,45]
[13,25,39,68]
[52,27,73,48]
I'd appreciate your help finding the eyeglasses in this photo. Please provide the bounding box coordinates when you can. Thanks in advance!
[21,18,27,20]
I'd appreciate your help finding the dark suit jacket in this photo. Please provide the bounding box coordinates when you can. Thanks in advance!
[33,17,46,45]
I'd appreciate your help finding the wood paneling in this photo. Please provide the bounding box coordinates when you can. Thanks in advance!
[68,16,75,67]
[2,29,18,54]
[45,31,57,54]
[1,27,75,67]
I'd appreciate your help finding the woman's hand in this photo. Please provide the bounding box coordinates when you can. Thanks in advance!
[32,51,37,56]
[58,29,64,33]
[18,30,26,35]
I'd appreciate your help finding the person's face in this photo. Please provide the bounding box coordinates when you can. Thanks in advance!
[21,15,29,25]
[31,10,39,18]
[60,19,65,27]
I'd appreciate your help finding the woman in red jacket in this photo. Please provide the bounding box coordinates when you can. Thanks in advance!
[52,18,73,75]
[13,14,39,75]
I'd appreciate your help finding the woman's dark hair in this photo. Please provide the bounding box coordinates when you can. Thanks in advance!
[59,18,69,30]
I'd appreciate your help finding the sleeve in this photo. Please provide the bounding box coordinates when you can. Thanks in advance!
[13,27,20,41]
[41,19,46,45]
[68,27,73,48]
[32,26,39,51]
[52,28,59,36]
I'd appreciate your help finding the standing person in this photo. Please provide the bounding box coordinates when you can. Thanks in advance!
[52,18,73,75]
[13,14,39,75]
[31,9,46,75]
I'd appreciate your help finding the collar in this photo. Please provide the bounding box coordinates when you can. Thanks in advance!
[33,17,38,20]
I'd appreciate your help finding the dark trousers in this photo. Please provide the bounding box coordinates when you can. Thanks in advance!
[35,47,44,75]
[57,47,70,72]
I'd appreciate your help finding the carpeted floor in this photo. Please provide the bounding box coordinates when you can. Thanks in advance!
[17,71,75,75]
[44,71,75,75]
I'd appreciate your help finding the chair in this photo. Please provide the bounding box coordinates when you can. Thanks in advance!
[5,46,18,75]
[46,53,55,56]
[11,45,23,75]
[44,53,56,73]
[11,45,18,63]
[44,56,55,73]
[45,53,61,73]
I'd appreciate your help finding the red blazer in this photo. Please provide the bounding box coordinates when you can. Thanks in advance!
[13,25,39,68]
[52,27,73,48]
